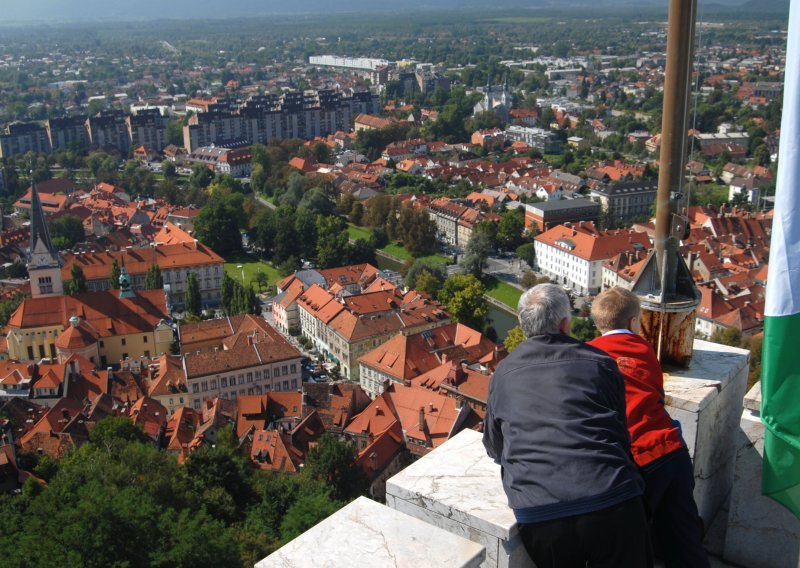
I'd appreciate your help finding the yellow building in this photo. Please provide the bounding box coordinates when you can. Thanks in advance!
[6,284,173,368]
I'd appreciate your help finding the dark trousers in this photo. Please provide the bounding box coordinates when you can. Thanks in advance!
[518,496,653,568]
[640,447,710,568]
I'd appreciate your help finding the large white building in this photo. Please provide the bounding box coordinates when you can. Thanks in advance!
[534,222,651,296]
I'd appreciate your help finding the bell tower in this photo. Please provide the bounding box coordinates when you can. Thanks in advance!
[27,181,63,297]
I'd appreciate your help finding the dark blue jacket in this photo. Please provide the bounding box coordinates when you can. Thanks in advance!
[483,333,643,523]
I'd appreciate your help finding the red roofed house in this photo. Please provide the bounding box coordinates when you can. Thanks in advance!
[182,321,302,410]
[357,322,503,399]
[60,240,224,308]
[534,221,652,295]
[297,283,451,381]
[345,383,480,459]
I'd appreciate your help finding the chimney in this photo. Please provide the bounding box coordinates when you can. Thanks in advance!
[418,406,425,430]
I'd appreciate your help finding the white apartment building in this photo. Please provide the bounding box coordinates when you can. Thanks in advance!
[534,222,651,296]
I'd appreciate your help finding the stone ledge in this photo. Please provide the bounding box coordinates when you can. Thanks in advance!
[256,496,486,568]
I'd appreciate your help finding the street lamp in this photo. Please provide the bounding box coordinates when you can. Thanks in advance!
[236,264,245,285]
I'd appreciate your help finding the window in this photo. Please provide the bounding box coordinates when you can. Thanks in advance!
[27,346,34,360]
[210,379,217,389]
[291,379,297,389]
[247,372,253,383]
[38,345,45,359]
[122,353,128,360]
[144,350,150,358]
[121,338,126,346]
[255,370,261,379]
[179,397,184,404]
[273,366,280,378]
[143,336,148,344]
[194,400,201,410]
[290,364,297,374]
[221,377,227,388]
[263,368,270,379]
[169,398,173,406]
[231,391,237,400]
[49,344,56,358]
[38,276,53,295]
[282,365,288,375]
[192,384,199,393]
[100,340,104,348]
[238,374,244,385]
[283,380,289,391]
[201,381,208,392]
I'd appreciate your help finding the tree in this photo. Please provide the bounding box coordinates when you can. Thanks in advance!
[88,416,151,455]
[194,199,243,256]
[254,270,268,292]
[347,239,377,266]
[496,209,525,251]
[405,259,447,292]
[185,272,201,316]
[461,224,494,277]
[145,264,163,290]
[279,491,343,544]
[65,263,87,295]
[109,258,121,289]
[516,243,536,269]
[570,317,598,342]
[504,326,526,353]
[162,160,177,179]
[396,205,438,257]
[301,434,367,502]
[438,274,489,330]
[710,326,742,347]
[315,215,350,269]
[188,164,213,190]
[165,120,183,146]
[48,214,85,250]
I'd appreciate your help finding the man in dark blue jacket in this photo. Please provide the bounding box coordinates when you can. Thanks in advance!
[484,283,652,568]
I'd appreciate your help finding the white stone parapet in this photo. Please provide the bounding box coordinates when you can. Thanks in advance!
[723,382,800,568]
[663,339,749,529]
[256,496,485,568]
[386,429,531,568]
[386,339,750,568]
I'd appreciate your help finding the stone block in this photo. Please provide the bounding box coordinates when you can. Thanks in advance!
[387,429,533,568]
[723,384,800,568]
[664,339,749,525]
[256,496,485,568]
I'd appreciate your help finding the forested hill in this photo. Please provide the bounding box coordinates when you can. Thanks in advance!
[3,0,754,23]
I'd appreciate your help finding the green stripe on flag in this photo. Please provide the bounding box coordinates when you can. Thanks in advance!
[762,313,800,517]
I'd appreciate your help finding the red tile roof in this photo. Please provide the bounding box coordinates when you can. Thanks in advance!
[8,290,169,337]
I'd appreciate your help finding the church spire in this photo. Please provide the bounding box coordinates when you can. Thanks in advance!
[29,179,56,259]
[27,177,63,298]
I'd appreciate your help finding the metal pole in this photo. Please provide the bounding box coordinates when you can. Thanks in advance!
[632,0,701,368]
[655,0,697,287]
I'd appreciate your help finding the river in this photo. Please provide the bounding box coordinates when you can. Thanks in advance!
[375,252,518,341]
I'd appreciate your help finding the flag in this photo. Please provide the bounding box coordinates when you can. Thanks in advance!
[762,0,800,517]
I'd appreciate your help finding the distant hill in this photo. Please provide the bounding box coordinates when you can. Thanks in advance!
[0,0,759,24]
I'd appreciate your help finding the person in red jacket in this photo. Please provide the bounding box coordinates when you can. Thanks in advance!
[589,287,709,568]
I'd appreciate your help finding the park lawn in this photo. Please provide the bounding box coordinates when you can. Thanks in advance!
[347,224,372,241]
[347,223,451,265]
[223,252,282,289]
[483,276,523,310]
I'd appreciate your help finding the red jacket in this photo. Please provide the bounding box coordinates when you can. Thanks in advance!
[589,332,684,467]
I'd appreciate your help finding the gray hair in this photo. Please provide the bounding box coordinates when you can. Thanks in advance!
[517,283,570,338]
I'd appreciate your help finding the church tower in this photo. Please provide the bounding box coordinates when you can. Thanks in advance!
[28,181,63,297]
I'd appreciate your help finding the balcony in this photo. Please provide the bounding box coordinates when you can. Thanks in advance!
[257,340,800,567]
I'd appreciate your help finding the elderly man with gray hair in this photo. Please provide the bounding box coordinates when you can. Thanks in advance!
[484,283,652,568]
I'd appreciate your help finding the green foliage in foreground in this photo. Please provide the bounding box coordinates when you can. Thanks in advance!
[0,418,367,568]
